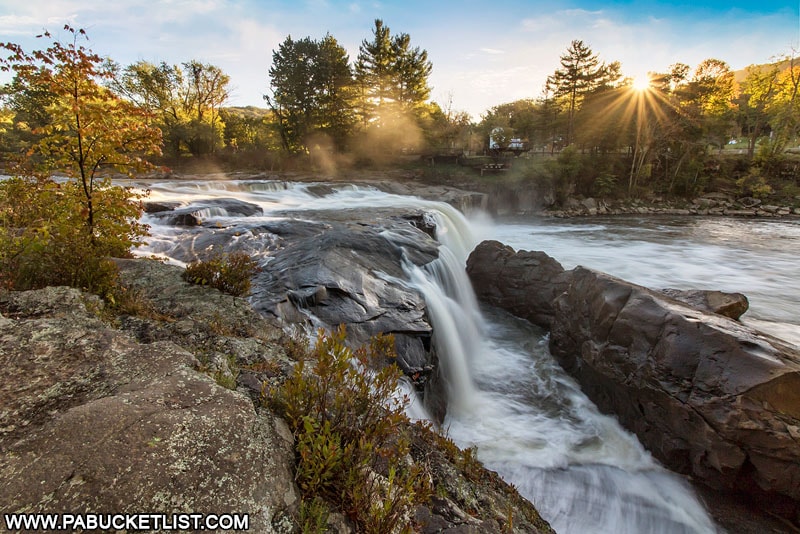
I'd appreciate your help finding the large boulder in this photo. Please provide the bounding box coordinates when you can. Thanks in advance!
[466,240,571,329]
[465,242,800,521]
[251,208,442,400]
[254,215,437,343]
[550,268,800,513]
[0,286,298,531]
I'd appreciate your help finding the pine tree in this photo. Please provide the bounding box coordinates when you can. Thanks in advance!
[266,35,357,153]
[550,40,616,146]
[355,19,432,128]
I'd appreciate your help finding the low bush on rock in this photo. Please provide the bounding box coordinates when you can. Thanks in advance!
[267,325,432,533]
[182,251,259,297]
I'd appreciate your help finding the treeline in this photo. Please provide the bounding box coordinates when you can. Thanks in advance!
[0,19,467,171]
[478,41,800,200]
[1,24,798,200]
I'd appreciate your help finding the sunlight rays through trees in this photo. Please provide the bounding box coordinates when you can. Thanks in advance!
[1,24,798,203]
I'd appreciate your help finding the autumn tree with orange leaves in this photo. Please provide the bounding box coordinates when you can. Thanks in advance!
[0,26,162,293]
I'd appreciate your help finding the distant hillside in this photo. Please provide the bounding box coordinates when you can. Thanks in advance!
[222,105,272,119]
[734,58,793,83]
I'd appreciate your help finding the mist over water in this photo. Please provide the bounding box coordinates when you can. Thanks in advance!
[134,180,800,533]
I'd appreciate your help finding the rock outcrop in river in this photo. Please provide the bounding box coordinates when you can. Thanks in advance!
[142,185,467,417]
[467,240,800,523]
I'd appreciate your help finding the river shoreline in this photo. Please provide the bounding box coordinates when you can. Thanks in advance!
[124,168,800,222]
[541,196,800,219]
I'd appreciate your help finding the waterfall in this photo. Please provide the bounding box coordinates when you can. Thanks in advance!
[135,178,718,534]
[401,207,718,534]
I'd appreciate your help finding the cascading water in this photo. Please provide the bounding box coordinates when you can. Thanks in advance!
[400,205,718,534]
[135,178,719,533]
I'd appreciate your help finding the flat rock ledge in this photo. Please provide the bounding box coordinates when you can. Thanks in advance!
[0,286,298,532]
[467,240,800,527]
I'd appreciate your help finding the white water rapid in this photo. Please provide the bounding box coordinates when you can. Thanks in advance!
[400,206,718,534]
[135,179,720,533]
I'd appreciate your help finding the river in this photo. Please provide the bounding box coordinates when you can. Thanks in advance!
[449,214,799,533]
[492,215,800,348]
[135,179,800,533]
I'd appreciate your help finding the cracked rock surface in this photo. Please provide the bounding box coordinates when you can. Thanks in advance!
[0,284,297,532]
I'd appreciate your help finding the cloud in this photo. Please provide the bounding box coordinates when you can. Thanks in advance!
[2,0,797,119]
[0,8,80,35]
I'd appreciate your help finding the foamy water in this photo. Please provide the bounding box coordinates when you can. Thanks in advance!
[136,179,781,533]
[492,215,800,348]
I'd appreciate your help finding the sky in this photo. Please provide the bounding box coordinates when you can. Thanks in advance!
[1,0,798,119]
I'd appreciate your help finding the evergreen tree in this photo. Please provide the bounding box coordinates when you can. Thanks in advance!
[313,34,358,150]
[266,36,318,152]
[266,35,356,153]
[355,19,394,121]
[390,32,432,111]
[550,40,618,146]
[355,19,433,127]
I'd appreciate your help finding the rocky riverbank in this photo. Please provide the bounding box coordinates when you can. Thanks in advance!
[543,193,800,218]
[0,258,554,533]
[467,240,800,532]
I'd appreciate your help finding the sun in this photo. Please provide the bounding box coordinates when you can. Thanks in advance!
[631,75,652,92]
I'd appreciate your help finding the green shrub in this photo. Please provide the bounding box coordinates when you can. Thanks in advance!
[182,251,259,297]
[297,496,331,534]
[778,183,800,204]
[736,171,774,199]
[594,173,618,197]
[0,176,146,296]
[268,326,432,533]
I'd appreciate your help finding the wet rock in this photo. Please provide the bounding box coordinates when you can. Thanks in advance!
[251,208,439,343]
[143,200,182,213]
[149,197,263,226]
[549,267,800,516]
[660,288,749,320]
[466,242,800,523]
[466,240,571,329]
[404,212,437,239]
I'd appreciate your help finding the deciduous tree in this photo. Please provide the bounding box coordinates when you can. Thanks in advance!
[110,59,229,156]
[767,53,800,157]
[737,63,779,159]
[0,26,161,292]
